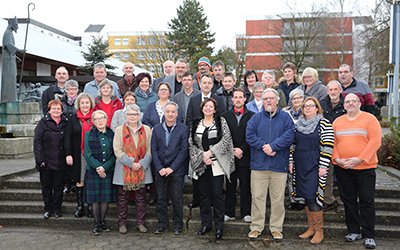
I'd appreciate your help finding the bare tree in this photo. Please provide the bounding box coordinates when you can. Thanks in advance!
[361,0,390,84]
[129,31,173,78]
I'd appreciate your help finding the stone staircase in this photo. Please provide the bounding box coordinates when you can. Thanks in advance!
[0,169,399,239]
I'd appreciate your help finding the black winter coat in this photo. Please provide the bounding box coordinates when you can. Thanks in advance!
[221,107,255,166]
[34,114,68,171]
[41,84,64,115]
[64,114,84,181]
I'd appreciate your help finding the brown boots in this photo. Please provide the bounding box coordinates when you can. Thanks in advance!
[310,210,324,244]
[299,207,324,244]
[299,207,314,239]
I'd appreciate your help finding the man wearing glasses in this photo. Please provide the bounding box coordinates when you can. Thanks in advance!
[246,88,294,240]
[338,64,375,114]
[332,93,381,249]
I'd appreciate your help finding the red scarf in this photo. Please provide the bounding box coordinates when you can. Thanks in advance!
[122,124,146,191]
[76,109,94,153]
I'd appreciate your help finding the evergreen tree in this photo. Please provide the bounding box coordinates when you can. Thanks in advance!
[166,0,215,68]
[80,36,115,75]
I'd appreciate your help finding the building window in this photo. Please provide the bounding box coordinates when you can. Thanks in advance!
[122,38,129,46]
[149,37,156,45]
[148,52,156,60]
[114,53,120,60]
[138,37,146,45]
[114,38,121,46]
[123,53,130,60]
[137,52,145,60]
[158,38,165,45]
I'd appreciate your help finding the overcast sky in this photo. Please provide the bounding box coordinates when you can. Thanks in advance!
[2,0,376,51]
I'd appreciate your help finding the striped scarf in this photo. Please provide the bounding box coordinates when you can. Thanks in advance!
[122,124,146,191]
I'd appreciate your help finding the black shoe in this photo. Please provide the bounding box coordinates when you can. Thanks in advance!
[43,211,51,219]
[154,228,166,234]
[197,226,211,235]
[188,202,199,209]
[63,186,71,195]
[74,205,84,218]
[54,212,62,218]
[100,223,110,232]
[215,229,223,240]
[174,229,182,235]
[92,226,101,236]
[323,203,336,212]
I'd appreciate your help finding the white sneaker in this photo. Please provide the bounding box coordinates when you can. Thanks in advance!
[224,215,235,222]
[243,215,252,223]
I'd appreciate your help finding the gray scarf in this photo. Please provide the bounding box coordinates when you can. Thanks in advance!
[296,114,322,134]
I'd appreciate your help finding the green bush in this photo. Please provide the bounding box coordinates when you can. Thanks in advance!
[378,118,400,170]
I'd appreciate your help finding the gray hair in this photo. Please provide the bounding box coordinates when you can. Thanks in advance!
[65,79,79,89]
[163,101,179,113]
[74,92,95,110]
[289,88,304,100]
[253,81,266,90]
[125,104,143,120]
[98,79,115,97]
[262,88,280,101]
[262,70,276,81]
[327,80,343,91]
[94,62,106,71]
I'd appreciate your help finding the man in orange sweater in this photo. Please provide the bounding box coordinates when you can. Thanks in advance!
[332,93,381,249]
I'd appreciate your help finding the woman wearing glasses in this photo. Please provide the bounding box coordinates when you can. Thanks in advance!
[289,97,334,244]
[84,110,116,236]
[113,104,152,234]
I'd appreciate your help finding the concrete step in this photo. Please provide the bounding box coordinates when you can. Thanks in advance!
[2,188,400,212]
[0,200,400,226]
[1,212,399,239]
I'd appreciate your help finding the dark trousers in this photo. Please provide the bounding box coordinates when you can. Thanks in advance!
[192,178,200,205]
[225,164,251,218]
[335,166,376,238]
[156,174,184,230]
[117,186,147,226]
[198,168,225,231]
[39,168,65,213]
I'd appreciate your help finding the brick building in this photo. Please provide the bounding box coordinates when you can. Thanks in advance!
[238,13,370,83]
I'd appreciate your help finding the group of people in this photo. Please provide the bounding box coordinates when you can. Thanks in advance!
[34,58,381,249]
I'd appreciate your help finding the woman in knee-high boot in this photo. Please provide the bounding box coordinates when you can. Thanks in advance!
[64,92,95,218]
[289,97,334,244]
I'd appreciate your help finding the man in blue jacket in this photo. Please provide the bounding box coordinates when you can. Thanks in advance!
[246,88,295,240]
[151,101,189,235]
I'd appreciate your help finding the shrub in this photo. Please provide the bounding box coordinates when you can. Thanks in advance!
[378,118,400,170]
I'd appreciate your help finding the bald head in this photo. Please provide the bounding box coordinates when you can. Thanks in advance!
[123,62,135,76]
[344,93,361,116]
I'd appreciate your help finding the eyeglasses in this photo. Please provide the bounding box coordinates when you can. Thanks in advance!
[158,89,169,92]
[292,96,303,101]
[262,97,276,101]
[66,88,78,91]
[303,104,316,109]
[127,113,139,116]
[93,116,107,122]
[344,100,359,104]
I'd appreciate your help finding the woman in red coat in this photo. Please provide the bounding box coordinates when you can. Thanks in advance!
[94,79,123,127]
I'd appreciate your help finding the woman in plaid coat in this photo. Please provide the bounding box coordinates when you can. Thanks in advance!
[84,110,117,236]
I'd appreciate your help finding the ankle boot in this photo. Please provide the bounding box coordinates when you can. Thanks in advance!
[299,207,314,239]
[74,187,84,218]
[87,203,93,218]
[310,211,324,244]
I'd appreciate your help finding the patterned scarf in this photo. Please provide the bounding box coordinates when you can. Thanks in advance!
[76,109,93,153]
[296,114,322,134]
[137,88,151,99]
[122,124,146,191]
[124,75,134,86]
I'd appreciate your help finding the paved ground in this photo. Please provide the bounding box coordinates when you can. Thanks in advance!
[0,227,399,250]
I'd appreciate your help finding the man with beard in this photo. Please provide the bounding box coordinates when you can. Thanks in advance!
[222,88,254,223]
